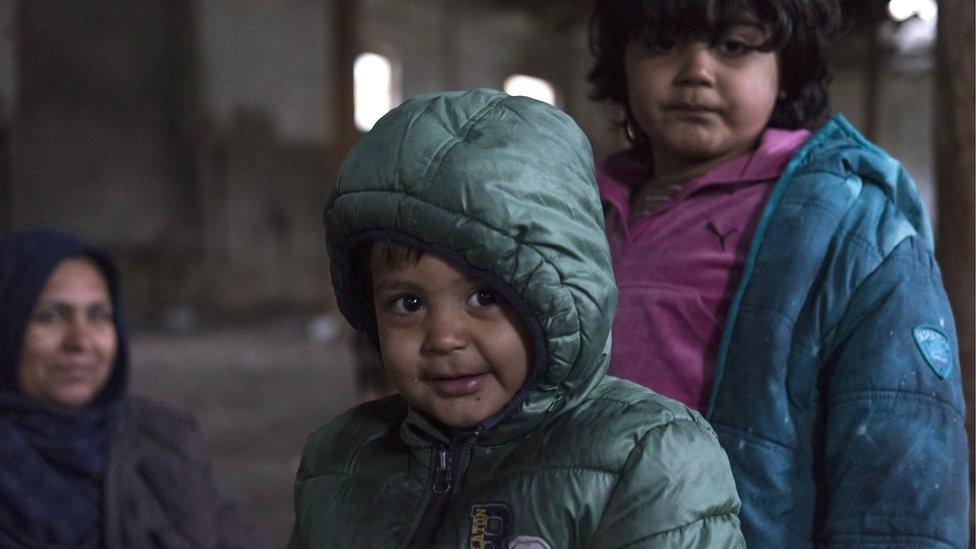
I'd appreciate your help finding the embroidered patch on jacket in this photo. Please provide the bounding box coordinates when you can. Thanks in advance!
[469,503,512,549]
[913,325,953,378]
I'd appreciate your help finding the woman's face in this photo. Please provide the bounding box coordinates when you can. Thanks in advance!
[18,258,117,407]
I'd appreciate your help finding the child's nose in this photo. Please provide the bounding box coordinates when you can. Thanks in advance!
[421,310,468,354]
[674,43,715,87]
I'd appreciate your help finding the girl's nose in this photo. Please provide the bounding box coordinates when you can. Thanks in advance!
[421,309,468,354]
[674,43,715,87]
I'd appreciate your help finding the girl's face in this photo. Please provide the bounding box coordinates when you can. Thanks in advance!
[624,18,780,177]
[18,258,117,407]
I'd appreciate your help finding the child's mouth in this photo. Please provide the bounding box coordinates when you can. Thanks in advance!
[666,104,718,119]
[428,373,488,397]
[664,100,720,114]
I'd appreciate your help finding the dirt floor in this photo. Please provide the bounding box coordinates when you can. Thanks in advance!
[128,316,358,546]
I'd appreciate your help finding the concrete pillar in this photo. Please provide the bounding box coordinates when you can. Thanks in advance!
[934,0,975,535]
[331,0,359,169]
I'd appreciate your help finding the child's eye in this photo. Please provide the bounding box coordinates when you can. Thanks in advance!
[390,294,424,314]
[715,39,750,56]
[467,288,499,308]
[637,36,675,55]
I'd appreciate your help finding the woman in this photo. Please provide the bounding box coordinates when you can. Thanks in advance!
[0,229,262,548]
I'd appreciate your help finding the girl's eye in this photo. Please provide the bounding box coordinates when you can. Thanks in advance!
[716,39,750,56]
[467,288,499,308]
[638,36,675,55]
[390,295,423,314]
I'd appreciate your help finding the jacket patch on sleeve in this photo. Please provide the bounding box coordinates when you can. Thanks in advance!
[469,502,512,548]
[913,325,953,378]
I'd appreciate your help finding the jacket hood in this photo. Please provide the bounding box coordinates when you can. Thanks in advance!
[801,115,933,247]
[325,88,616,442]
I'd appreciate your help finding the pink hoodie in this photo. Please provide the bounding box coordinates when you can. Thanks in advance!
[597,128,810,411]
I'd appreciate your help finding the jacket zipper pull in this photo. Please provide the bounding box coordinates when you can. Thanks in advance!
[432,448,452,494]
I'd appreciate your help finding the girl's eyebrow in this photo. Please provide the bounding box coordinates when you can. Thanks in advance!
[735,22,768,31]
[719,21,773,42]
[718,16,765,31]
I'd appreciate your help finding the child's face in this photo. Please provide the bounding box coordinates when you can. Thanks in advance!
[370,247,530,430]
[624,17,779,174]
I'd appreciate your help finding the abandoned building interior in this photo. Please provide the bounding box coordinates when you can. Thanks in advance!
[0,0,971,543]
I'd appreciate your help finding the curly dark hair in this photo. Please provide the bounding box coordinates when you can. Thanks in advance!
[588,0,841,146]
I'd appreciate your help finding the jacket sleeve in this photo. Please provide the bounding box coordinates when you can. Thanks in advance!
[821,236,969,547]
[592,412,746,548]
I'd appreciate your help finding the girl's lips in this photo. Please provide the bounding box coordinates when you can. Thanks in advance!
[428,373,488,397]
[665,105,718,120]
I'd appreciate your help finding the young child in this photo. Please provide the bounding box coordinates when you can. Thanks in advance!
[589,0,969,546]
[289,88,745,548]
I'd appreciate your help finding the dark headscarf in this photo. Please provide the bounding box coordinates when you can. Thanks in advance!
[0,228,129,548]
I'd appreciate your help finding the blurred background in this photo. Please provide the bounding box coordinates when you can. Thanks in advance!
[0,0,971,543]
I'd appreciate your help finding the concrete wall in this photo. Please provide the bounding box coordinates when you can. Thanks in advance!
[832,51,937,220]
[8,1,200,249]
[193,0,333,317]
[0,0,943,323]
[0,0,15,121]
[198,0,332,143]
[0,0,13,231]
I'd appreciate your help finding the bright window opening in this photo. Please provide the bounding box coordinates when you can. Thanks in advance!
[504,74,556,106]
[887,0,937,22]
[354,52,394,132]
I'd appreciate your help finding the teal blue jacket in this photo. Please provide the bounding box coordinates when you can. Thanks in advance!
[291,89,744,548]
[706,116,969,547]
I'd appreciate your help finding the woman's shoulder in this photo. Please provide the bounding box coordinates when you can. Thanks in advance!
[123,395,197,424]
[107,400,265,548]
[122,396,199,434]
[116,396,207,462]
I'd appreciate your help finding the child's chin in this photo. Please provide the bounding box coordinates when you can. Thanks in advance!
[429,408,493,432]
[438,416,484,431]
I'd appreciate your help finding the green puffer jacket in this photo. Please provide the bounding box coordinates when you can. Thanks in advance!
[290,89,744,548]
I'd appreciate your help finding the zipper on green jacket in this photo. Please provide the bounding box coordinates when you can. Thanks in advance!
[432,447,453,494]
[405,441,462,548]
[405,427,483,548]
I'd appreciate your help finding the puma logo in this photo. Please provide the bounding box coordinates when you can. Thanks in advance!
[705,222,737,251]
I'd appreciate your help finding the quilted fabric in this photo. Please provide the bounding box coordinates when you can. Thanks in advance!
[292,89,744,548]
